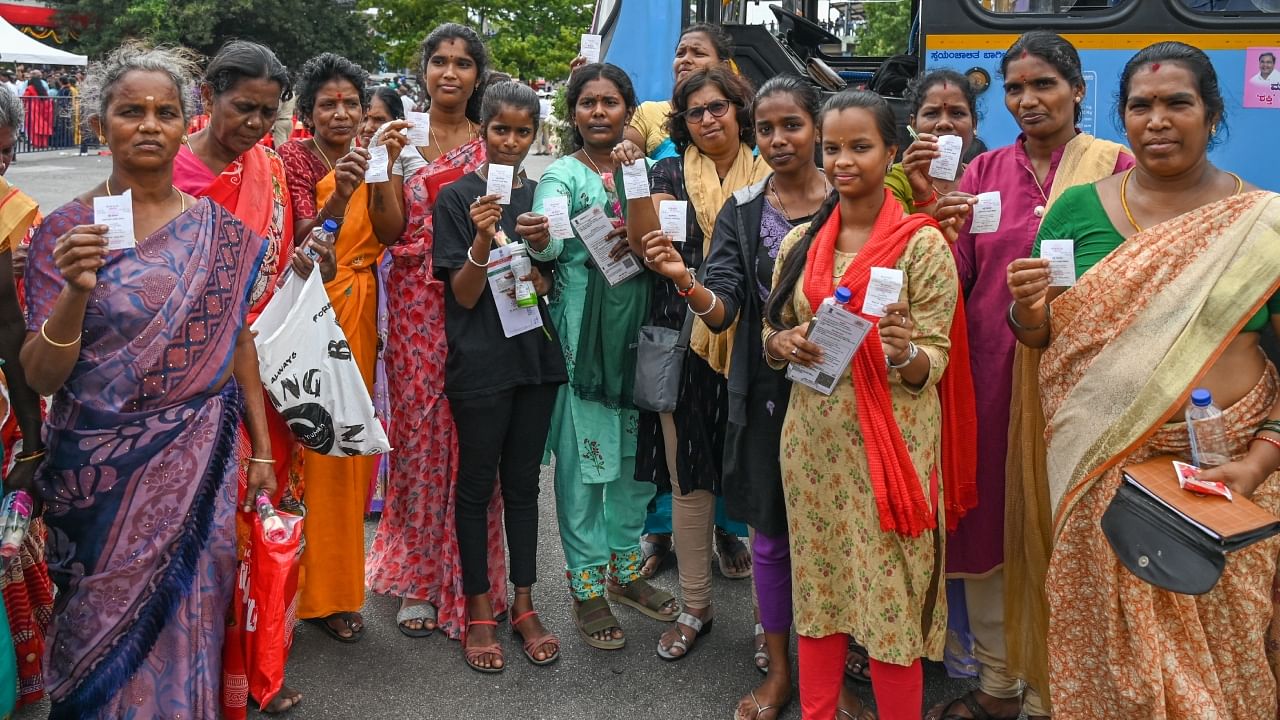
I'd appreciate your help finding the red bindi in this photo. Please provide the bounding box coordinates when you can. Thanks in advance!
[942,80,949,90]
[336,92,344,101]
[1150,63,1161,72]
[1021,50,1030,59]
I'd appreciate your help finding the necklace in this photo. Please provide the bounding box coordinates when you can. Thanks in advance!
[430,119,477,159]
[105,178,187,213]
[769,173,830,222]
[1120,168,1244,234]
[578,148,614,178]
[310,137,341,173]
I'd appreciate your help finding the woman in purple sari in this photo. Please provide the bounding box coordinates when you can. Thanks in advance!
[19,43,282,719]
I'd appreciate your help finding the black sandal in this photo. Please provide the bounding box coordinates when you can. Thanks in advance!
[925,690,1020,720]
[305,613,362,644]
[639,533,674,578]
[844,641,872,684]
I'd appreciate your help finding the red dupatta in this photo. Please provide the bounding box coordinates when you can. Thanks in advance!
[802,189,977,536]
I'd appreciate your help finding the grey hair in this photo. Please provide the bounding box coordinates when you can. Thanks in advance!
[0,86,22,132]
[80,41,203,132]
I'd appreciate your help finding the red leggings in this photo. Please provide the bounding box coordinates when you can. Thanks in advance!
[797,634,922,720]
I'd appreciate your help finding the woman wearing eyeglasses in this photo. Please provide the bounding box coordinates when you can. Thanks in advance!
[621,66,768,660]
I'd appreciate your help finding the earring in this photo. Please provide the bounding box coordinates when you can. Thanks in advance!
[1211,125,1218,136]
[182,134,189,143]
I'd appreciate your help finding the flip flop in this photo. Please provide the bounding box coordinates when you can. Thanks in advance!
[640,533,674,578]
[753,623,769,675]
[734,689,787,720]
[396,602,437,638]
[715,528,752,579]
[305,614,361,644]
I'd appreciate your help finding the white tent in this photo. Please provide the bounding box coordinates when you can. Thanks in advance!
[0,17,85,66]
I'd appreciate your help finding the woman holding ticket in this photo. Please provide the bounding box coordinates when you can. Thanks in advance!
[433,81,567,673]
[367,23,502,644]
[1006,42,1280,718]
[20,43,277,717]
[883,69,979,218]
[529,63,681,653]
[931,31,1133,720]
[277,52,382,645]
[762,89,976,720]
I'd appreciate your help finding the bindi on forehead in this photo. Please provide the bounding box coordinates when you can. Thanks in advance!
[1151,63,1161,72]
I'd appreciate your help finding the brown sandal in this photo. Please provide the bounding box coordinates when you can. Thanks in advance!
[574,595,625,650]
[462,619,504,673]
[608,578,680,621]
[510,609,560,666]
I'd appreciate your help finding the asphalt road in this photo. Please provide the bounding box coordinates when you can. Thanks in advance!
[6,149,981,720]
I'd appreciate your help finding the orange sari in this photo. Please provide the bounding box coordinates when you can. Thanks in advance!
[296,175,382,619]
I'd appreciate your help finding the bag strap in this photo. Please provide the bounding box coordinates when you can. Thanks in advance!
[675,263,706,351]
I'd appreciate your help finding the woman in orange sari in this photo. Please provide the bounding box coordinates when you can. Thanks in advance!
[277,53,379,645]
[1008,42,1280,718]
[174,40,334,713]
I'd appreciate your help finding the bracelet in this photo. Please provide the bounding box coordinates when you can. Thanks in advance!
[763,330,785,363]
[887,341,918,369]
[247,457,275,465]
[40,320,81,348]
[691,290,718,317]
[1251,435,1280,454]
[675,268,696,297]
[466,247,489,268]
[13,448,46,464]
[1257,420,1280,437]
[1008,302,1050,332]
[912,188,939,207]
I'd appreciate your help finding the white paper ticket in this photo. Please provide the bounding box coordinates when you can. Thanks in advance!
[970,191,1002,234]
[365,144,390,184]
[580,34,602,64]
[861,267,905,317]
[621,161,650,198]
[486,163,514,204]
[542,196,574,240]
[659,200,688,243]
[929,134,963,181]
[94,189,136,250]
[405,111,431,146]
[1040,239,1077,287]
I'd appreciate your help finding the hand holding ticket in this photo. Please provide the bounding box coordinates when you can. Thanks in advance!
[486,163,514,204]
[94,189,136,250]
[659,200,688,243]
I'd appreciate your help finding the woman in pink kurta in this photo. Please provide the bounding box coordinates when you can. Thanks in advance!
[933,30,1132,720]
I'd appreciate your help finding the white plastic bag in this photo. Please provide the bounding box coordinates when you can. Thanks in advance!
[251,268,391,457]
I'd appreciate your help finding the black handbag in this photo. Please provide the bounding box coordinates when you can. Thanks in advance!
[632,304,695,414]
[1101,456,1280,595]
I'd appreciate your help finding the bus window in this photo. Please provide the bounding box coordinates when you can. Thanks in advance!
[976,0,1128,12]
[1177,0,1280,11]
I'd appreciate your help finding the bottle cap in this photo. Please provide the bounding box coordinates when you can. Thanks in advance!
[321,219,340,233]
[834,287,853,304]
[1190,388,1212,407]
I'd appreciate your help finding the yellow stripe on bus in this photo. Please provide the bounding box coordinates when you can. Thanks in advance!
[927,33,1280,51]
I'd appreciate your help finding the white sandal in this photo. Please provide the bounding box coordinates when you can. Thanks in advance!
[656,611,713,661]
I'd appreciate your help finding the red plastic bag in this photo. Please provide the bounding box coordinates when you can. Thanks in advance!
[221,508,303,718]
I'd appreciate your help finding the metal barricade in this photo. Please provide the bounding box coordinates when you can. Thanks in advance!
[16,95,97,154]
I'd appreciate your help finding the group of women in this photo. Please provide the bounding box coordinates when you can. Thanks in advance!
[0,12,1275,720]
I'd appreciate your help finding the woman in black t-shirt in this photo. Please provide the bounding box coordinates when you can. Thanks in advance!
[432,81,567,673]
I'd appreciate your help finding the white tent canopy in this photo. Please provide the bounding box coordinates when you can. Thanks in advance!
[0,17,85,66]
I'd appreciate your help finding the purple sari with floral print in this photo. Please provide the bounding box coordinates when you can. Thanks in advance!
[23,198,265,719]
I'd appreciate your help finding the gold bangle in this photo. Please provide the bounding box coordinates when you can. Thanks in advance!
[247,457,275,465]
[40,320,81,348]
[13,448,46,464]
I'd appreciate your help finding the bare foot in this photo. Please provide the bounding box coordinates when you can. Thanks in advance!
[261,685,302,714]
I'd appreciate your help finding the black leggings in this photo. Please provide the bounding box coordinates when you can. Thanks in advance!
[452,383,558,596]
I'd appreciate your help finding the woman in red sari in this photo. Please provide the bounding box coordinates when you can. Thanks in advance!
[365,23,510,642]
[174,40,333,715]
[21,74,52,150]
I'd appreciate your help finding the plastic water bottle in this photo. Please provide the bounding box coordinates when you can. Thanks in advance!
[1187,388,1232,469]
[0,490,33,559]
[255,491,288,543]
[305,219,339,261]
[509,243,538,309]
[821,286,853,311]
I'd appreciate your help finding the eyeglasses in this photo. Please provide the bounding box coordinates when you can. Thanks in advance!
[682,99,735,124]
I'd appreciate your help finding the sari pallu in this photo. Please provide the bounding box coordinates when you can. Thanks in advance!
[1037,191,1280,718]
[24,199,265,719]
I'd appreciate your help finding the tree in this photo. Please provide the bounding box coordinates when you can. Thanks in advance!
[855,0,911,57]
[51,0,377,72]
[361,0,591,81]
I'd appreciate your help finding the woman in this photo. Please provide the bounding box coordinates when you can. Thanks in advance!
[0,84,53,713]
[174,39,330,714]
[530,63,679,652]
[641,75,836,718]
[366,23,510,641]
[758,89,975,720]
[623,66,769,660]
[1007,42,1280,719]
[929,31,1134,720]
[20,42,276,718]
[610,22,753,579]
[277,52,379,644]
[434,81,565,672]
[21,73,51,150]
[886,69,979,216]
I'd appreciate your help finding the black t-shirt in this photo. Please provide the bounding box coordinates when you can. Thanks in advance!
[432,171,568,399]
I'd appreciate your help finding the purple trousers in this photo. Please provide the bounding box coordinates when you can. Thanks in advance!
[752,529,792,633]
